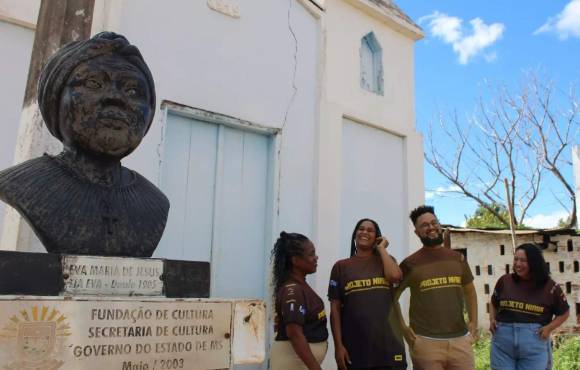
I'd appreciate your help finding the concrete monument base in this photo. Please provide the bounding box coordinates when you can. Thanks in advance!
[0,296,266,369]
[0,253,266,369]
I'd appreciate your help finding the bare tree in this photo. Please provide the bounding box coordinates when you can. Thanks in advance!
[425,72,579,228]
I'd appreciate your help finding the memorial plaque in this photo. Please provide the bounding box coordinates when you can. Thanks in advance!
[0,297,234,370]
[62,256,164,296]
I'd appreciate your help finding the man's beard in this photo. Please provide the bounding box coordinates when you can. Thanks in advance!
[420,232,444,247]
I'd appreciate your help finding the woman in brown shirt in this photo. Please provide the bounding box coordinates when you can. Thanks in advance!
[328,219,406,370]
[270,232,328,370]
[490,243,570,370]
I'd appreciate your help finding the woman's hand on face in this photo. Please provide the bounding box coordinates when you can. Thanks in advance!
[489,318,497,334]
[375,236,389,250]
[334,344,351,370]
[538,325,552,340]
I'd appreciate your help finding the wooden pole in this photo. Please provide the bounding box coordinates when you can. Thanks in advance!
[1,0,95,251]
[503,178,518,254]
[24,0,96,109]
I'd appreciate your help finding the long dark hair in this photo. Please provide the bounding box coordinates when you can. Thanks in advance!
[350,218,382,257]
[513,243,550,287]
[270,231,309,298]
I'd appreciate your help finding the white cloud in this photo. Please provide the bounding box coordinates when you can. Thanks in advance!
[419,12,462,43]
[425,185,461,199]
[523,210,569,229]
[535,0,580,39]
[419,11,505,65]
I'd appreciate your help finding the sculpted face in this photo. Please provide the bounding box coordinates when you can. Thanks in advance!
[58,55,153,158]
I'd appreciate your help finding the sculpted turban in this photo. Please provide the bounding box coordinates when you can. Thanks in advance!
[37,32,156,141]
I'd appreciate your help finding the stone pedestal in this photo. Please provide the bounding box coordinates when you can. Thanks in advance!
[0,252,266,369]
[0,251,210,298]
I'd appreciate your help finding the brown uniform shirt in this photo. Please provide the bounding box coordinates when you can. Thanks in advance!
[328,255,406,368]
[399,246,474,338]
[275,278,328,342]
[491,274,569,325]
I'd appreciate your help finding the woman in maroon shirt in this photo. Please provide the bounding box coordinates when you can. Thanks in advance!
[490,243,569,370]
[270,232,328,370]
[328,219,406,370]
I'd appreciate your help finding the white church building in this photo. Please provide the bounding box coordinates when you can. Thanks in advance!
[0,1,424,368]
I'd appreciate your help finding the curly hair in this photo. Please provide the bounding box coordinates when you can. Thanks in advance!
[270,231,309,299]
[513,243,550,287]
[350,218,382,257]
[409,205,436,225]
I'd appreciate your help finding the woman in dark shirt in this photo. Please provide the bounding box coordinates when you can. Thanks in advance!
[490,243,570,370]
[329,219,406,370]
[270,232,328,370]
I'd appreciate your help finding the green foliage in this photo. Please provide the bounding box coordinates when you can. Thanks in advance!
[474,334,580,370]
[557,217,568,228]
[474,333,491,370]
[557,215,576,229]
[465,204,511,229]
[552,335,580,370]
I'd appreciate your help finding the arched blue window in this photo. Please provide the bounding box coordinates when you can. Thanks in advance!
[360,32,383,95]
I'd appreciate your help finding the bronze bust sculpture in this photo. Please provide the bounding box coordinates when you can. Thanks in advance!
[0,32,169,257]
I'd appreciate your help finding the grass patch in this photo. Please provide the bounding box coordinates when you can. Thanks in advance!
[553,335,580,370]
[474,334,491,370]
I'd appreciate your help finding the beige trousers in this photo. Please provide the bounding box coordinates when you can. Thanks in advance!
[410,334,475,370]
[270,340,328,370]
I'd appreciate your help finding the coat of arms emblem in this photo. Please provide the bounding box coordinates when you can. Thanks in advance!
[0,306,69,370]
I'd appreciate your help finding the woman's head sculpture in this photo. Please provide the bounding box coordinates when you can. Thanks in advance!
[38,32,156,159]
[0,32,169,257]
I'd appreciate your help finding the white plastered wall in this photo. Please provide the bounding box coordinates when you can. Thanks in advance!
[314,1,423,368]
[0,0,38,248]
[97,0,321,245]
[314,0,424,295]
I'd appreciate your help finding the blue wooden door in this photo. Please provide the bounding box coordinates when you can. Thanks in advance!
[156,113,272,300]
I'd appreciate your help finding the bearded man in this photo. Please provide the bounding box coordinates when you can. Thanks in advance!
[396,205,478,370]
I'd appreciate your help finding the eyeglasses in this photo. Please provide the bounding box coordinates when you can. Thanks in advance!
[418,220,440,229]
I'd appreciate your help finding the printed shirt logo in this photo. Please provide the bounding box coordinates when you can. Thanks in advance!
[329,280,338,287]
[418,275,462,292]
[299,306,306,315]
[344,276,390,296]
[318,310,326,320]
[0,305,70,370]
[394,354,403,361]
[499,300,545,315]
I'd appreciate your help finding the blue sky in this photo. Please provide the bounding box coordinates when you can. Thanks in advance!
[399,1,580,227]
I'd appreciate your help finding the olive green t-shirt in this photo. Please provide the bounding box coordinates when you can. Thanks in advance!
[398,246,474,338]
